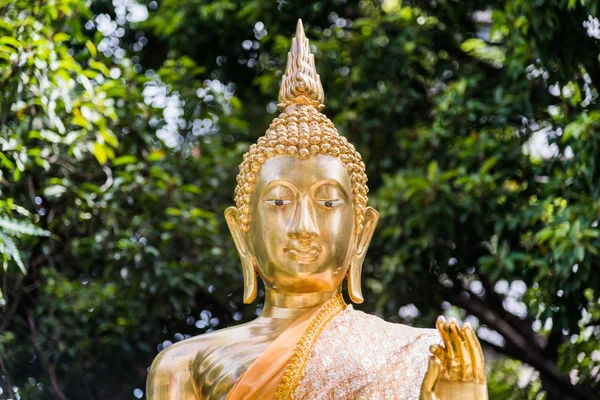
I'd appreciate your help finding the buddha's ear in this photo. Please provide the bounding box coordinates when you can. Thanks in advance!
[224,206,250,256]
[347,207,379,304]
[225,207,257,303]
[356,207,379,258]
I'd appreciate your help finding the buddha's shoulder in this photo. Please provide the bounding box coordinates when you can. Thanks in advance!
[147,323,259,399]
[331,306,441,347]
[297,307,442,398]
[147,322,256,384]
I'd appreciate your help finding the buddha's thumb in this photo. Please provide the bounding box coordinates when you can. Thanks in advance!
[420,355,441,399]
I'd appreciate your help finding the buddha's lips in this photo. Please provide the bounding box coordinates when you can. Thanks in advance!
[283,245,322,261]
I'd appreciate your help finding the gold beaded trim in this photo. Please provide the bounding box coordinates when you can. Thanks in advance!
[275,294,347,400]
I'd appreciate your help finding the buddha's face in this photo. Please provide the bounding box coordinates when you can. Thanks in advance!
[248,155,355,293]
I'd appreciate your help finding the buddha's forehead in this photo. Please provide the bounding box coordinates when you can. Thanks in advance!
[253,155,351,194]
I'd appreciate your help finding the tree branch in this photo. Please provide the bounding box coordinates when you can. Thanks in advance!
[27,311,70,400]
[0,275,24,334]
[479,278,545,350]
[0,355,15,399]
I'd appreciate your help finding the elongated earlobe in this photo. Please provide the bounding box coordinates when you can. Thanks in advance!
[240,256,258,304]
[347,207,379,304]
[225,206,258,304]
[347,260,363,303]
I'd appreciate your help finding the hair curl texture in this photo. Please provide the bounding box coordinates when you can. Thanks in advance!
[234,105,368,233]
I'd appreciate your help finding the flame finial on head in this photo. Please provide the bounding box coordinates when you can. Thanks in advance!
[277,19,325,111]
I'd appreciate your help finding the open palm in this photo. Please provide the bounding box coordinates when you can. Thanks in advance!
[420,316,488,400]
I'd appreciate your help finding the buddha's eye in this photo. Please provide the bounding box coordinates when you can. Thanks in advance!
[264,199,292,206]
[316,199,344,208]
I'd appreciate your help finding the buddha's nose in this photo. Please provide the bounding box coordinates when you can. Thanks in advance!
[288,197,319,241]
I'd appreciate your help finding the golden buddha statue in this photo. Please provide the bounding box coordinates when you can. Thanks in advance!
[147,20,488,400]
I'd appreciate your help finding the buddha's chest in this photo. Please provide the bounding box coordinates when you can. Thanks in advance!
[190,329,280,399]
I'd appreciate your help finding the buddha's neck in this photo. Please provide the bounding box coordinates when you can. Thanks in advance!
[259,286,342,320]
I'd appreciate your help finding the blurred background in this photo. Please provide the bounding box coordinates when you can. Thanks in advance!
[1,0,599,399]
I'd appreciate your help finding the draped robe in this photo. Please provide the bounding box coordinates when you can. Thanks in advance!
[226,295,441,400]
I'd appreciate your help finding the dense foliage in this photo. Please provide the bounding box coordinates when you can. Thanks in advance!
[0,0,598,399]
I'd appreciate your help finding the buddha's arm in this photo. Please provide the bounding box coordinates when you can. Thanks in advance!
[147,346,199,400]
[420,317,488,400]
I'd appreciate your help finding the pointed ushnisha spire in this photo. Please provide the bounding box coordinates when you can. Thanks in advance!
[277,19,325,111]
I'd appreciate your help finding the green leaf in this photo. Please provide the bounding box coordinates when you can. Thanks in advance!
[53,32,70,42]
[575,246,585,262]
[166,207,182,216]
[427,161,439,181]
[89,60,110,76]
[0,44,16,54]
[0,36,21,49]
[101,129,119,148]
[0,232,25,274]
[480,157,498,174]
[44,185,67,199]
[147,150,165,161]
[85,40,97,57]
[71,114,90,128]
[535,227,554,244]
[112,155,138,166]
[92,142,107,165]
[180,185,202,195]
[0,217,51,237]
[190,208,214,220]
[40,129,62,143]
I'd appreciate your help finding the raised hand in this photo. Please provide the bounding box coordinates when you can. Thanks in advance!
[420,316,488,400]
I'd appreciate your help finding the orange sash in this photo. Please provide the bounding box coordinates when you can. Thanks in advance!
[227,295,346,400]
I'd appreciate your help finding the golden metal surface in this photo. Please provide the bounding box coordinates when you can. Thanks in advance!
[277,19,325,111]
[233,19,368,236]
[420,317,488,400]
[147,19,487,400]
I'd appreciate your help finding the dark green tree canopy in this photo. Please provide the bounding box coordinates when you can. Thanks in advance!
[0,0,599,399]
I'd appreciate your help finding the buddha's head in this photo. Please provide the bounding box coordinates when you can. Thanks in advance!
[225,20,379,304]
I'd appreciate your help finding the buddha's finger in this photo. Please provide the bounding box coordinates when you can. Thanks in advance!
[449,321,473,381]
[420,355,442,397]
[435,316,453,357]
[430,344,449,380]
[429,344,446,364]
[463,323,485,383]
[445,320,462,380]
[437,317,459,380]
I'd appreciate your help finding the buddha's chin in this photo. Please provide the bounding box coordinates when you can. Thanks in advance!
[281,264,325,278]
[270,268,346,293]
